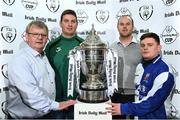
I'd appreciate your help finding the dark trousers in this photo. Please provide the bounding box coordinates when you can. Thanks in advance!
[110,92,135,119]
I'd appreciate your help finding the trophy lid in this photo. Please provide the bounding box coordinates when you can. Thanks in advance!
[80,24,106,49]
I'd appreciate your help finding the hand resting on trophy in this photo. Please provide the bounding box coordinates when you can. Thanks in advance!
[105,102,121,115]
[58,100,77,110]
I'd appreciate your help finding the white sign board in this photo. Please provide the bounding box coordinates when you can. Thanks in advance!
[74,101,112,120]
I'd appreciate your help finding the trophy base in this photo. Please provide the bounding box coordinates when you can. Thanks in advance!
[78,96,109,103]
[74,100,112,120]
[78,88,109,103]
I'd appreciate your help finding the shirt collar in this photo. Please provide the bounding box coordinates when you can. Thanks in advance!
[117,36,138,45]
[142,54,161,67]
[61,33,76,39]
[26,46,44,57]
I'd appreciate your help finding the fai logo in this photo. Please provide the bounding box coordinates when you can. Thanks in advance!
[162,0,176,6]
[139,5,153,21]
[46,0,60,13]
[3,0,15,6]
[76,9,88,25]
[116,8,131,19]
[161,26,179,44]
[48,30,60,41]
[96,10,109,24]
[1,64,8,79]
[143,73,150,80]
[21,0,38,11]
[1,26,16,43]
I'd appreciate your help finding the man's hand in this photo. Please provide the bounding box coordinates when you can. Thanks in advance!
[59,100,77,110]
[105,102,121,115]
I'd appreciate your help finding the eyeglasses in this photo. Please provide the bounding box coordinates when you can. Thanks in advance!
[27,32,48,38]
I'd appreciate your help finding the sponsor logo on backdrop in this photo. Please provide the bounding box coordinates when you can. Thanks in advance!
[119,0,128,3]
[165,10,180,18]
[119,0,140,3]
[139,5,153,21]
[24,15,57,22]
[75,0,106,5]
[96,10,109,24]
[46,0,60,13]
[164,49,180,55]
[162,0,176,6]
[78,30,106,35]
[0,87,9,93]
[133,28,150,40]
[48,30,60,41]
[2,11,13,17]
[21,0,38,11]
[1,64,8,79]
[76,9,88,25]
[139,28,149,33]
[77,30,106,39]
[1,26,16,43]
[3,0,15,6]
[1,49,13,55]
[116,8,131,19]
[161,26,179,44]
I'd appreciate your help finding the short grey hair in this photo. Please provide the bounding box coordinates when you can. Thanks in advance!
[25,20,48,35]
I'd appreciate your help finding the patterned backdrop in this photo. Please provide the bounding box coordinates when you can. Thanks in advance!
[0,0,179,119]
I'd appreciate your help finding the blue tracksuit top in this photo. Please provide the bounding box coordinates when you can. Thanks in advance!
[121,55,174,119]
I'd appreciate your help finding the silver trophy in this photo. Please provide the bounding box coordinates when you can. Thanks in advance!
[67,25,118,103]
[78,25,108,103]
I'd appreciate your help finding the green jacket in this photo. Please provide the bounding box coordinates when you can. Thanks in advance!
[45,34,84,102]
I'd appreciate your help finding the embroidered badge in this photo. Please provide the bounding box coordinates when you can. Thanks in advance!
[56,47,62,52]
[143,73,150,80]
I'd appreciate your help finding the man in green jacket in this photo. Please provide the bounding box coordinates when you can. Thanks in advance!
[45,9,84,119]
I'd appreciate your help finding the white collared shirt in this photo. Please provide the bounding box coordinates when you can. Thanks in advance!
[7,46,59,118]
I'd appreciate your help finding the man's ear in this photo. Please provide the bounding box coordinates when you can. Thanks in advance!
[158,45,162,53]
[59,21,62,28]
[25,33,28,42]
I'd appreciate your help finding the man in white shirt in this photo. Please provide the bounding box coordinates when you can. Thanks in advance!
[6,20,76,119]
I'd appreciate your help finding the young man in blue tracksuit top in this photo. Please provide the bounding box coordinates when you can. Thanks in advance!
[106,32,175,119]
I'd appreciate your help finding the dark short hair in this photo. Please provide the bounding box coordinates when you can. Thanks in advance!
[25,20,48,35]
[140,32,160,45]
[118,15,134,27]
[60,9,77,22]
